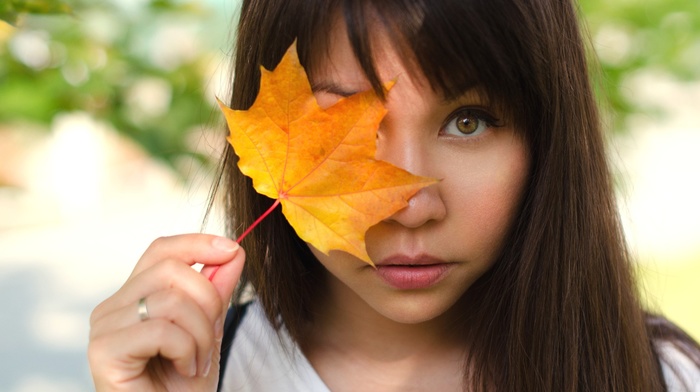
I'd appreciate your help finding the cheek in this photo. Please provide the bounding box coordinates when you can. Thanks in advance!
[445,144,529,254]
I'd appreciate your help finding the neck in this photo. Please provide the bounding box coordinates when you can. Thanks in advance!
[303,271,466,366]
[300,272,467,391]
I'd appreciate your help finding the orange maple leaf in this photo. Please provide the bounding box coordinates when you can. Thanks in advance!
[218,42,437,265]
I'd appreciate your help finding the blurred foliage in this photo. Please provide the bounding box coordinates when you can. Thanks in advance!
[1,0,73,25]
[0,0,699,175]
[579,0,700,130]
[0,0,231,174]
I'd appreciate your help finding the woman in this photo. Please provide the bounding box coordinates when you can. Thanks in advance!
[88,0,700,390]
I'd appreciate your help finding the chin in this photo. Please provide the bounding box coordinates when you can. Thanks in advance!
[364,291,464,325]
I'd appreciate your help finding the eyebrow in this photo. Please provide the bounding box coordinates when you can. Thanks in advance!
[442,88,486,106]
[310,81,359,97]
[312,80,489,108]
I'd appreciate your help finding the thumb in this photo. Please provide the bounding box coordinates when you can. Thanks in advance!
[201,245,246,314]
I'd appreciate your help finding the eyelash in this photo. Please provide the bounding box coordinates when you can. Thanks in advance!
[439,107,502,140]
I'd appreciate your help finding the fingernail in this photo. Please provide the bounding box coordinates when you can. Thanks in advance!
[215,317,223,342]
[202,350,213,377]
[189,358,197,377]
[212,236,239,252]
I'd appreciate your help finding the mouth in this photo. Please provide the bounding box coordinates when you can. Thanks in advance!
[374,254,453,290]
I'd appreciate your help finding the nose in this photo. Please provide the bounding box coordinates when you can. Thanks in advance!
[384,185,446,228]
[375,128,446,228]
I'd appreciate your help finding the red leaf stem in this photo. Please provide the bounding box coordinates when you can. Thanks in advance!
[207,198,281,282]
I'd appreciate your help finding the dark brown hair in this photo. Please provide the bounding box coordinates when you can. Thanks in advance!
[211,0,700,390]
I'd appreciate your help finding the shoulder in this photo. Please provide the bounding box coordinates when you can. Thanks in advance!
[217,299,329,392]
[657,341,700,392]
[648,315,700,391]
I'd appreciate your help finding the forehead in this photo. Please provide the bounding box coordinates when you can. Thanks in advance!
[307,13,430,98]
[297,0,525,124]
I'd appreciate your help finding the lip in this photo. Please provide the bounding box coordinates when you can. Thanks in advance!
[374,254,453,290]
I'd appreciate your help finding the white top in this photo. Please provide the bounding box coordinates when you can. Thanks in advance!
[220,300,700,391]
[659,341,700,391]
[220,301,330,392]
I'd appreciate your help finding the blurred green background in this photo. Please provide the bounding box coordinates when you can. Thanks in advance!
[0,0,699,390]
[1,0,234,176]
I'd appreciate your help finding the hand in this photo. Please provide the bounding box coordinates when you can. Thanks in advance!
[88,234,245,391]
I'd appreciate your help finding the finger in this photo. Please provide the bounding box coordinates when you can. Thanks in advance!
[92,234,239,324]
[130,234,241,279]
[89,319,199,382]
[201,245,246,313]
[92,288,208,335]
[91,289,216,376]
[94,259,224,327]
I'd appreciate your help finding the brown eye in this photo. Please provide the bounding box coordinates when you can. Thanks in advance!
[442,108,496,138]
[456,112,479,135]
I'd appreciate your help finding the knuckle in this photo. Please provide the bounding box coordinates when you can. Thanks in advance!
[87,335,108,364]
[146,235,172,254]
[162,288,188,310]
[89,297,116,326]
[207,290,223,311]
[88,321,102,341]
[159,258,184,276]
[149,318,172,341]
[199,290,223,322]
[89,303,105,326]
[153,319,195,355]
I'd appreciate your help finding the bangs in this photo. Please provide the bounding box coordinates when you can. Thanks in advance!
[298,0,533,126]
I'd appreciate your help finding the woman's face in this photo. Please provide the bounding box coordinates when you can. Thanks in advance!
[307,19,530,325]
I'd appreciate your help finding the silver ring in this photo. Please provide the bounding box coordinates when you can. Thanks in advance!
[137,297,150,321]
